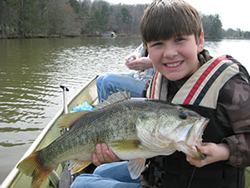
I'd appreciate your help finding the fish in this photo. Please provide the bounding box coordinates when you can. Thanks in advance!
[17,91,209,188]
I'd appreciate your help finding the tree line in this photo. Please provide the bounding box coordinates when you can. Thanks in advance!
[0,0,249,39]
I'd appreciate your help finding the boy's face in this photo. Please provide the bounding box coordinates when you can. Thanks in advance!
[147,34,204,81]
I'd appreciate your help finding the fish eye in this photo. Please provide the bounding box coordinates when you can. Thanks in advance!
[179,111,187,119]
[139,114,148,120]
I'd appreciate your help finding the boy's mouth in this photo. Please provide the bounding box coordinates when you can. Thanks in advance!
[164,60,183,68]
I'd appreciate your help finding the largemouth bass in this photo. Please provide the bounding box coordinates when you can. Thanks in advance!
[17,93,209,188]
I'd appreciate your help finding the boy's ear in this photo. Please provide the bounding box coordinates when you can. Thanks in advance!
[197,31,204,53]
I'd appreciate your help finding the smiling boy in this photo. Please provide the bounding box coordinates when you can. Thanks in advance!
[140,0,250,187]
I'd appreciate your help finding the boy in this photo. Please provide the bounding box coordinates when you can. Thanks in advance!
[138,0,250,187]
[72,0,250,187]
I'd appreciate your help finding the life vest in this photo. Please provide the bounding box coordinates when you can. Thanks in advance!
[144,55,249,188]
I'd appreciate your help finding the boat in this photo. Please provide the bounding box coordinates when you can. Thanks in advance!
[101,31,116,38]
[1,76,98,188]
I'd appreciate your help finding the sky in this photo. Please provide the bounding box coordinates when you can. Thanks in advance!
[106,0,250,31]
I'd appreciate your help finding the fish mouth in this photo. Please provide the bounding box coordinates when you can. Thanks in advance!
[192,117,208,143]
[165,116,209,160]
[186,117,209,159]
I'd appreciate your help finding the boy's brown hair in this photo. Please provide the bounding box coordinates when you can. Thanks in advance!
[140,0,203,44]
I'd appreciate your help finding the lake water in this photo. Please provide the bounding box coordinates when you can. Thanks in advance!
[0,37,250,183]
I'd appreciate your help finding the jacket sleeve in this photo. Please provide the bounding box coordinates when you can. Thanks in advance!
[217,74,250,167]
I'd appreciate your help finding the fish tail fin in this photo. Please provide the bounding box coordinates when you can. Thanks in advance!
[17,151,53,188]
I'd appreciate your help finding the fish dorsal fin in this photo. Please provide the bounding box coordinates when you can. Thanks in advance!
[127,158,146,179]
[94,89,131,110]
[57,111,91,129]
[70,160,92,174]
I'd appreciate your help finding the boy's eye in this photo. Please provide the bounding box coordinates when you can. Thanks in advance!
[175,38,184,42]
[152,42,163,46]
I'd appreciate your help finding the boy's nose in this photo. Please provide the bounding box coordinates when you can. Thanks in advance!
[163,44,178,59]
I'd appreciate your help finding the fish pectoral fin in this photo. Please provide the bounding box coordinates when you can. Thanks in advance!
[70,160,92,174]
[57,111,91,129]
[127,158,146,179]
[110,140,141,151]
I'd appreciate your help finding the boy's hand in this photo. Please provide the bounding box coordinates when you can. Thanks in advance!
[186,143,230,168]
[92,143,120,166]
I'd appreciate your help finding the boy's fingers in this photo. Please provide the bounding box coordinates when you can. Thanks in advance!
[186,154,207,168]
[92,153,101,166]
[101,143,113,162]
[106,150,120,161]
[95,143,106,162]
[93,143,120,165]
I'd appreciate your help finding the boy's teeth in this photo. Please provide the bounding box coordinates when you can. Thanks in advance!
[166,62,181,67]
